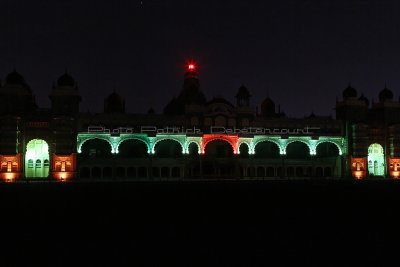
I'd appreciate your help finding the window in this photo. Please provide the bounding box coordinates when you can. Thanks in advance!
[35,159,42,168]
[28,159,34,168]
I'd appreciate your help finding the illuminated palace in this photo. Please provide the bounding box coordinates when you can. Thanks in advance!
[1,63,400,182]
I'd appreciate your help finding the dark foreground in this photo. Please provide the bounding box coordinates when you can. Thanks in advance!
[1,180,400,266]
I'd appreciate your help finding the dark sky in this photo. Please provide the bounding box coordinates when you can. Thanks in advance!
[1,0,400,117]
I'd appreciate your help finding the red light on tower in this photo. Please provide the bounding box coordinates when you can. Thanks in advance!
[187,62,196,72]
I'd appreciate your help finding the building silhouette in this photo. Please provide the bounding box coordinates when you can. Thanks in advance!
[1,63,399,181]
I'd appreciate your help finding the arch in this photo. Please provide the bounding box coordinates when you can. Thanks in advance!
[202,134,238,154]
[103,167,113,178]
[254,141,281,158]
[368,143,385,176]
[187,141,201,155]
[266,167,275,177]
[171,167,180,177]
[25,139,50,178]
[204,139,234,157]
[138,167,147,178]
[127,167,136,178]
[257,166,265,177]
[78,136,113,154]
[116,136,151,154]
[253,139,283,155]
[239,143,249,157]
[92,167,101,178]
[116,167,125,178]
[153,139,183,158]
[80,167,90,179]
[80,138,113,158]
[285,141,311,159]
[152,137,185,155]
[316,141,341,156]
[117,138,149,157]
[161,167,170,177]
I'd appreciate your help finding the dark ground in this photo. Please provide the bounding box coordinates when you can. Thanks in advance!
[0,180,399,267]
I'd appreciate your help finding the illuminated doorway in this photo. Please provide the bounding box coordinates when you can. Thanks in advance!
[25,139,50,178]
[368,143,385,176]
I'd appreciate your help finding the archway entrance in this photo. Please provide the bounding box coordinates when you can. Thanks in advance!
[25,139,50,178]
[368,143,385,176]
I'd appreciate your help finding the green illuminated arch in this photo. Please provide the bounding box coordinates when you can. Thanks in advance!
[368,143,385,176]
[251,136,284,155]
[152,136,186,154]
[315,141,342,156]
[77,134,114,154]
[284,140,312,156]
[25,139,49,178]
[116,135,151,154]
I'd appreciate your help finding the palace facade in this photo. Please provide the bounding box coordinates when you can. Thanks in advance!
[1,64,399,182]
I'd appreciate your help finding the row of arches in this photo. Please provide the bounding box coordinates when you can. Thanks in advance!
[77,134,345,156]
[80,139,341,159]
[79,166,182,179]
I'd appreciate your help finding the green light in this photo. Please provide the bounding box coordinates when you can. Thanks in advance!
[25,139,49,178]
[368,143,385,176]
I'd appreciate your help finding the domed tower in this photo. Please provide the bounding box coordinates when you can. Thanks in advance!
[261,97,276,118]
[235,85,251,107]
[164,61,207,115]
[0,69,36,115]
[342,84,357,99]
[336,83,367,122]
[379,85,393,102]
[49,72,81,116]
[104,90,125,113]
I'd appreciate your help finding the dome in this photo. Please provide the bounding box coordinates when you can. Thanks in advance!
[5,69,26,86]
[358,94,369,106]
[235,85,251,98]
[379,86,393,102]
[342,84,357,98]
[104,91,125,113]
[261,97,276,117]
[57,72,76,87]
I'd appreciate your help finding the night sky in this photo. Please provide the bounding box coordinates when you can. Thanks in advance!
[1,0,400,117]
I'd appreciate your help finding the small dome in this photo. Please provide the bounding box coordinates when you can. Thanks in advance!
[104,91,125,113]
[235,85,251,98]
[57,72,76,87]
[379,86,393,102]
[5,69,26,85]
[358,94,369,106]
[261,97,276,117]
[343,84,357,98]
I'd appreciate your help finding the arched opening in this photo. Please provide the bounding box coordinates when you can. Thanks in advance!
[103,167,113,178]
[368,143,385,176]
[204,140,234,157]
[127,167,136,178]
[138,167,147,178]
[80,167,90,179]
[266,167,275,177]
[171,167,180,178]
[188,143,199,156]
[81,139,112,158]
[116,167,125,178]
[257,166,265,178]
[254,141,280,158]
[287,167,294,177]
[25,139,50,178]
[285,142,310,159]
[296,166,304,177]
[316,142,339,157]
[154,140,183,158]
[152,167,160,178]
[239,143,249,157]
[315,167,323,177]
[92,167,101,178]
[118,139,148,157]
[324,167,332,177]
[161,167,169,178]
